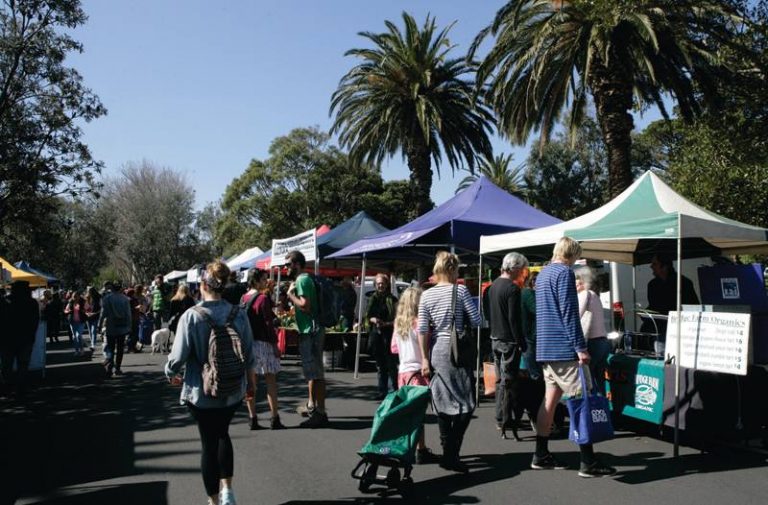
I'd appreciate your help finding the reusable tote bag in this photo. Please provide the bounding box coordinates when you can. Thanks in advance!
[566,366,614,445]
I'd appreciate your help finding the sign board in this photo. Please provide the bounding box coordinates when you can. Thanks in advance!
[271,229,317,267]
[607,354,665,425]
[666,311,750,376]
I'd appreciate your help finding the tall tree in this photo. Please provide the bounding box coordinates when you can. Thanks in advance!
[215,127,411,256]
[473,0,756,198]
[0,0,106,242]
[524,119,609,220]
[331,12,495,218]
[455,153,526,197]
[99,161,202,282]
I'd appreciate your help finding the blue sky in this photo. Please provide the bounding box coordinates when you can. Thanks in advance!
[70,1,660,211]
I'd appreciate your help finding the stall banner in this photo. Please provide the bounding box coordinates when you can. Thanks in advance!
[271,229,317,267]
[666,311,751,376]
[606,354,666,425]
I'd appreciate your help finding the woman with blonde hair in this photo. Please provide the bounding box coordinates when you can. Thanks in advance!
[166,260,255,505]
[391,286,437,464]
[418,251,481,473]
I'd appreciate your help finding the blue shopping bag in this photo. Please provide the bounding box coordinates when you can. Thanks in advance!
[566,366,614,445]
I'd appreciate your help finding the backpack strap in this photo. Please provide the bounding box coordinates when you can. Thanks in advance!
[192,306,216,329]
[225,304,239,325]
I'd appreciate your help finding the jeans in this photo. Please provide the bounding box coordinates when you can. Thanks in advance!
[492,339,522,426]
[104,333,127,372]
[374,330,398,396]
[70,322,84,352]
[152,311,165,331]
[86,319,100,349]
[587,337,611,395]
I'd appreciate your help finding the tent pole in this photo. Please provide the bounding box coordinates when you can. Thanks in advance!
[674,212,683,458]
[276,267,281,304]
[354,254,367,379]
[476,255,484,400]
[632,265,637,332]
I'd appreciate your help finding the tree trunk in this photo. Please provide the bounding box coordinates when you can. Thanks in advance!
[406,139,433,219]
[588,55,634,198]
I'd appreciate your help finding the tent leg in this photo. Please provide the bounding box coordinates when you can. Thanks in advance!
[674,214,683,458]
[476,256,483,400]
[354,255,367,379]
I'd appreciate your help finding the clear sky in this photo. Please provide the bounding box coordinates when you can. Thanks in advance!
[69,1,660,211]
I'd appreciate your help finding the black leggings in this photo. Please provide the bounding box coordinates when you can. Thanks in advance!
[437,412,473,461]
[188,403,239,496]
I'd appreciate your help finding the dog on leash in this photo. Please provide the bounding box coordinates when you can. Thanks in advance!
[150,328,172,354]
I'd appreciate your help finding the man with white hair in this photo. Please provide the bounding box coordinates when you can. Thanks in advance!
[488,252,529,438]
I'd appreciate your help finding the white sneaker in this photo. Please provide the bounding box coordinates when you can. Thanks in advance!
[220,488,237,505]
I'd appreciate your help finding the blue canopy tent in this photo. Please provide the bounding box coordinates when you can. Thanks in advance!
[328,176,560,267]
[328,176,561,377]
[14,261,59,285]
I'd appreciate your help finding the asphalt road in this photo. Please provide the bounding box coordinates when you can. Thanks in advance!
[2,341,767,505]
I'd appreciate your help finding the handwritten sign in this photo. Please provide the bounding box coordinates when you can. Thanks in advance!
[666,311,750,376]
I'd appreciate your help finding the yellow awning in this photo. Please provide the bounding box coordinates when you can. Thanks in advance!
[0,256,48,287]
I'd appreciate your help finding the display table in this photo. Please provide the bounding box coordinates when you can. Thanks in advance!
[606,353,666,425]
[607,353,768,440]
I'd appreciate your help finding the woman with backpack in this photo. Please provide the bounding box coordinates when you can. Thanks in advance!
[241,269,285,430]
[166,260,255,505]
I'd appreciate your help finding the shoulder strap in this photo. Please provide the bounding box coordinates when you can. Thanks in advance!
[226,304,239,325]
[192,306,216,329]
[450,283,458,331]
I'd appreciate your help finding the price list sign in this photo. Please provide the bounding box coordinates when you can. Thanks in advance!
[666,311,751,376]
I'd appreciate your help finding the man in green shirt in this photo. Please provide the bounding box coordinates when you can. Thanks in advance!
[286,250,328,428]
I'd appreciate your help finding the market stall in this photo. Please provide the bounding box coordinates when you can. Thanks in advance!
[479,171,768,454]
[328,176,561,378]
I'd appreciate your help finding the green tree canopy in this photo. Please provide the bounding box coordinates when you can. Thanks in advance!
[215,127,411,256]
[0,0,106,245]
[473,0,757,198]
[331,12,494,218]
[524,118,609,220]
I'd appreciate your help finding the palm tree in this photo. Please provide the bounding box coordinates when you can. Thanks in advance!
[455,153,526,199]
[472,0,747,198]
[331,12,495,217]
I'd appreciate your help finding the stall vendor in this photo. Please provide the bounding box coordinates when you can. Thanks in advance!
[642,253,700,335]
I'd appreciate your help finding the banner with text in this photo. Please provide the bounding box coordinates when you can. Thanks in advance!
[666,311,751,376]
[271,229,317,267]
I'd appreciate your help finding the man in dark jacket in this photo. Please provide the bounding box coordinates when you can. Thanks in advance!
[366,274,398,400]
[488,252,529,438]
[0,281,40,397]
[98,281,132,377]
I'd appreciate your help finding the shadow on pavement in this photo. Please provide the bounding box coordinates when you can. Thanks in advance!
[606,449,768,485]
[23,481,168,505]
[0,353,190,504]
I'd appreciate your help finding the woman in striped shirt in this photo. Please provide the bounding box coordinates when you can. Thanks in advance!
[418,251,481,473]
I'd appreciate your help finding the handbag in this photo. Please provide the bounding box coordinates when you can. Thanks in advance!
[566,366,614,445]
[366,325,381,355]
[449,283,477,369]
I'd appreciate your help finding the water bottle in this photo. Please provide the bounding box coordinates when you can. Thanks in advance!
[623,332,633,353]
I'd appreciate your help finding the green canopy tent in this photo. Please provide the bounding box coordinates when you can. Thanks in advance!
[480,171,768,457]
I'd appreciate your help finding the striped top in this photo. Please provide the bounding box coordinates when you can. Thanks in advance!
[418,284,481,339]
[536,262,587,362]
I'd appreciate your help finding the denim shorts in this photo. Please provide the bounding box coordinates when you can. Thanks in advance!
[298,328,325,381]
